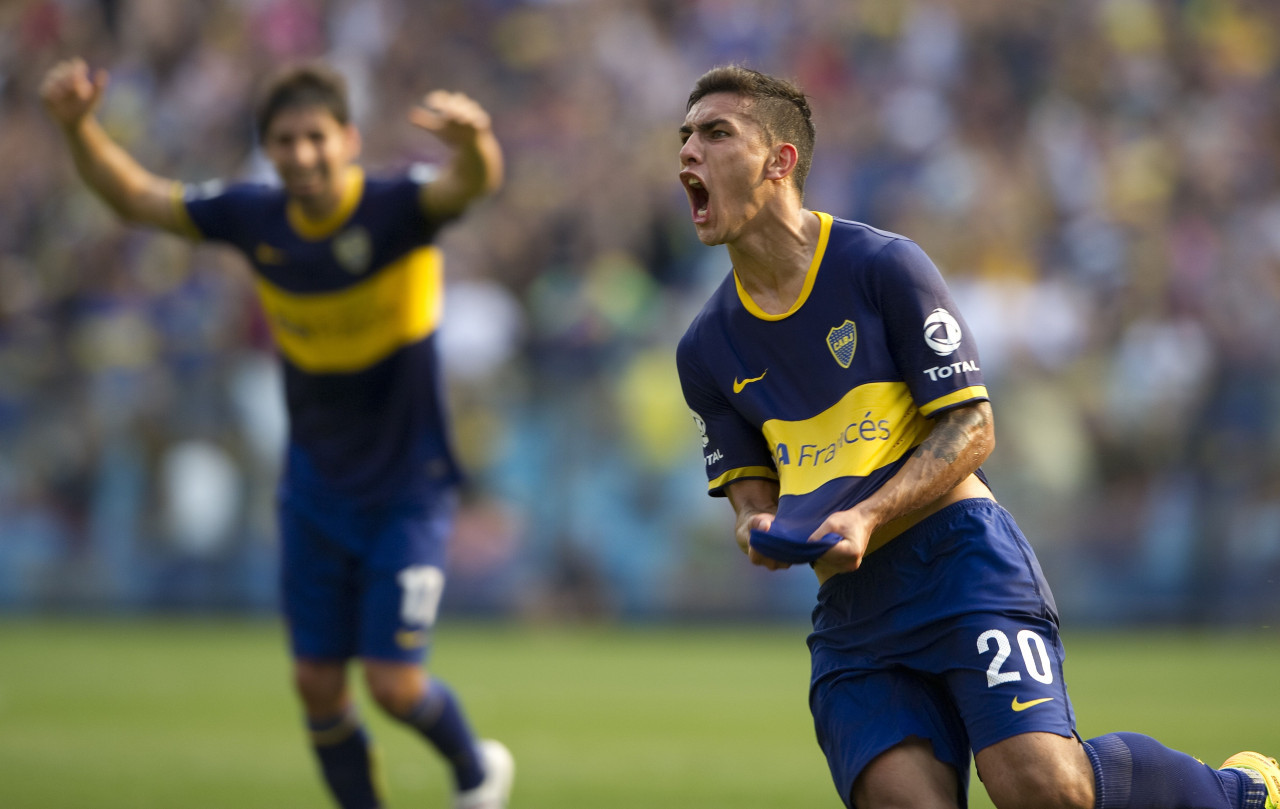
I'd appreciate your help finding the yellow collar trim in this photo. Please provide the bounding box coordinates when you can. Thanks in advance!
[734,211,832,321]
[286,166,365,241]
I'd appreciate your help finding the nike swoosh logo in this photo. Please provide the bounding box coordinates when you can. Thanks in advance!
[1011,696,1054,712]
[395,629,428,650]
[733,370,768,394]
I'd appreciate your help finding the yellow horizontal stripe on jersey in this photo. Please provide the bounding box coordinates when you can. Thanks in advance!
[762,382,932,497]
[255,246,444,374]
[708,465,780,493]
[918,385,988,417]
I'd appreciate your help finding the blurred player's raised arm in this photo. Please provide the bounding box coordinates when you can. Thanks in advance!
[410,89,504,220]
[40,58,189,236]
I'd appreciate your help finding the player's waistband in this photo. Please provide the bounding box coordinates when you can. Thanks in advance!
[815,496,1011,600]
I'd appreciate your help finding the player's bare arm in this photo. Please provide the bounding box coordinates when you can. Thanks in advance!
[811,400,994,578]
[411,90,504,220]
[40,58,188,235]
[726,478,792,571]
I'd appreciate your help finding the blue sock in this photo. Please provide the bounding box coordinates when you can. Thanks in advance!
[1083,732,1267,809]
[308,709,382,809]
[397,678,485,791]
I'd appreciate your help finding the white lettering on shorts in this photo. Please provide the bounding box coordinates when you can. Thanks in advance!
[977,628,1055,687]
[397,565,445,627]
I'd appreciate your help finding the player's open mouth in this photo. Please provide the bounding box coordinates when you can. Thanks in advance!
[682,173,710,225]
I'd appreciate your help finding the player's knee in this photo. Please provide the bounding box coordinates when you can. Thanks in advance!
[983,758,1093,809]
[852,785,959,809]
[292,661,347,714]
[363,665,426,718]
[853,742,961,809]
[852,778,959,809]
[978,733,1095,809]
[365,680,410,716]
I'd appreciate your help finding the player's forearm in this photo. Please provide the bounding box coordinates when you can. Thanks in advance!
[726,478,780,552]
[727,479,779,522]
[435,130,503,214]
[859,401,994,531]
[60,116,179,228]
[465,128,504,195]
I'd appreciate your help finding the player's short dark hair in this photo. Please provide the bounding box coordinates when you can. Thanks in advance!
[687,65,815,196]
[255,62,351,141]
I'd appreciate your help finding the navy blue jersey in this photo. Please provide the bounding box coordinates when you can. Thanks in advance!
[676,212,988,538]
[178,166,460,509]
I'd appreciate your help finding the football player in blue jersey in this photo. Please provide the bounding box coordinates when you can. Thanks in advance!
[674,65,1278,809]
[42,57,513,809]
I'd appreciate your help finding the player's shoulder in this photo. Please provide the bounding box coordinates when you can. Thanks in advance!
[357,166,440,222]
[825,215,920,260]
[677,273,736,365]
[180,179,285,241]
[362,164,437,194]
[184,178,282,209]
[181,180,286,221]
[680,272,738,334]
[822,215,940,290]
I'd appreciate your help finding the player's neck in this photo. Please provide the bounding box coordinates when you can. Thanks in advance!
[284,166,366,240]
[728,207,820,315]
[291,188,345,222]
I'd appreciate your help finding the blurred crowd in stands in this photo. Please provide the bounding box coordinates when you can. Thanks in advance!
[2,0,1279,624]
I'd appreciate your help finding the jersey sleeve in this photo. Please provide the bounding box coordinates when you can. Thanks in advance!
[405,164,457,235]
[676,328,778,497]
[869,238,988,417]
[398,167,446,232]
[179,181,267,246]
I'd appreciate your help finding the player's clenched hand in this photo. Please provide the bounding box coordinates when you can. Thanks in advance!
[739,511,792,571]
[810,508,874,576]
[41,58,108,130]
[408,90,493,148]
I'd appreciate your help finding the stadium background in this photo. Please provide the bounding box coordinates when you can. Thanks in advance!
[4,3,1280,808]
[3,0,1280,626]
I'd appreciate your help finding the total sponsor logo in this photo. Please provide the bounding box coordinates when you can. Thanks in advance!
[773,411,893,468]
[923,359,980,382]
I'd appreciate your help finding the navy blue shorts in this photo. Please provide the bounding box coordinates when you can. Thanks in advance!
[807,498,1076,808]
[279,491,456,664]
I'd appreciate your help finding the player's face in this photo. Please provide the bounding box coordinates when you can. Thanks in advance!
[678,92,774,246]
[262,105,360,210]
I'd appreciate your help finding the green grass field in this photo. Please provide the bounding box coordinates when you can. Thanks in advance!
[0,618,1275,808]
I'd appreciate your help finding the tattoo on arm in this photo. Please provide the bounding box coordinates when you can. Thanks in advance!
[915,403,991,467]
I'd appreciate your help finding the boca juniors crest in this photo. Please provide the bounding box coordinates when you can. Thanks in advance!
[826,319,857,368]
[333,226,372,275]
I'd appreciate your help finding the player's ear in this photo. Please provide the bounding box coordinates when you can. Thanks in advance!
[765,142,798,183]
[344,122,363,162]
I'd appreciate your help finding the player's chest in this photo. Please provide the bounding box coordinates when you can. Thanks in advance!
[715,305,897,424]
[250,219,407,293]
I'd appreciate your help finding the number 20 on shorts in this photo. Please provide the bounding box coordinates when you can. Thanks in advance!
[977,628,1055,687]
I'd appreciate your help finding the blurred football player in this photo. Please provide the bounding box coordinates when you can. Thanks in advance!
[42,57,513,809]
